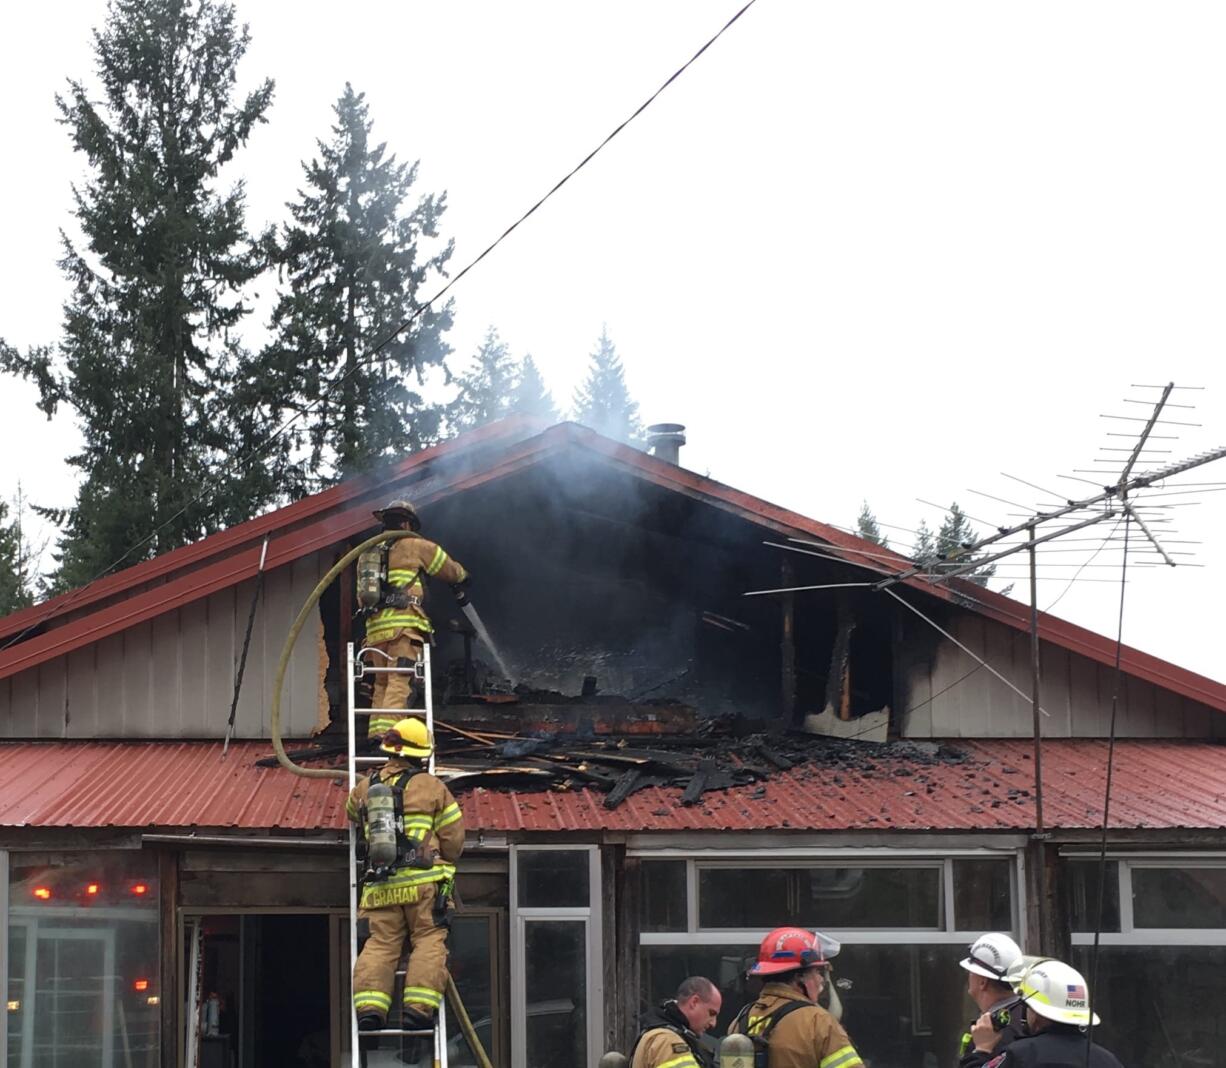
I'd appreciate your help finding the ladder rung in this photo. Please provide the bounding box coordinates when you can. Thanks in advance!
[360,707,430,715]
[359,1027,435,1038]
[355,756,389,765]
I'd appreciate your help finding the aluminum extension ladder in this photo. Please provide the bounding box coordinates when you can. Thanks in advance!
[346,641,449,1068]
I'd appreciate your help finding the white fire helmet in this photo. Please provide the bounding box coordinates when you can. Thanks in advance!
[959,933,1023,981]
[1016,959,1100,1028]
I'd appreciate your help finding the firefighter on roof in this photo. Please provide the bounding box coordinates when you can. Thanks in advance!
[631,976,722,1068]
[359,499,469,738]
[346,718,464,1032]
[958,933,1026,1068]
[972,959,1123,1068]
[728,927,864,1068]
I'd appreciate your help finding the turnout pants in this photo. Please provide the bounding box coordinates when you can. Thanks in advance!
[353,881,448,1021]
[367,633,423,738]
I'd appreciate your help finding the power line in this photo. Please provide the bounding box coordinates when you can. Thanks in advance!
[1,0,760,655]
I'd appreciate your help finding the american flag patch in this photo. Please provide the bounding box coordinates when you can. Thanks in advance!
[1067,984,1087,1000]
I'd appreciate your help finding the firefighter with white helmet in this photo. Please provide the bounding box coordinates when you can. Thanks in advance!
[958,933,1025,1068]
[359,499,469,738]
[727,927,864,1068]
[345,718,464,1033]
[973,960,1124,1068]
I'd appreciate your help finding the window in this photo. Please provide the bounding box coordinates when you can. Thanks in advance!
[7,850,160,1067]
[636,853,1018,1068]
[1072,946,1226,1068]
[1066,857,1226,1068]
[1132,867,1226,928]
[511,847,602,1068]
[698,865,942,930]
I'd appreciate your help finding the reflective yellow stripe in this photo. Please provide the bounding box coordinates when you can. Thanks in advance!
[425,546,448,576]
[658,1055,699,1068]
[821,1046,862,1068]
[360,863,455,908]
[365,611,433,639]
[345,798,359,820]
[388,568,419,583]
[434,803,462,830]
[747,1015,768,1035]
[366,716,400,737]
[403,986,443,1008]
[354,990,391,1009]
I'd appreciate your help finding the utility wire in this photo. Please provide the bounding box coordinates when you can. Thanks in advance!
[0,0,759,656]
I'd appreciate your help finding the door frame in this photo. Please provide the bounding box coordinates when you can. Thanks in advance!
[509,845,604,1068]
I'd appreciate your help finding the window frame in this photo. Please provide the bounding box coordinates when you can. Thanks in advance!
[509,844,604,1068]
[635,847,1022,946]
[1065,853,1226,946]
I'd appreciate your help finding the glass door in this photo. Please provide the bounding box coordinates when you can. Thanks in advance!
[509,847,602,1068]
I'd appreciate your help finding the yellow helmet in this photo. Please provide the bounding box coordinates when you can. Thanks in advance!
[380,717,433,759]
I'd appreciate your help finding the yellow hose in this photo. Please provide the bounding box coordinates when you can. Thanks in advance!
[269,529,418,779]
[447,972,496,1068]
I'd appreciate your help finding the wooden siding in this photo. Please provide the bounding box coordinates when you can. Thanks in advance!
[896,612,1224,739]
[0,551,329,739]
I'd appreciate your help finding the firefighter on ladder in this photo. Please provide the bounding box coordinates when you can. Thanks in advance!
[360,499,469,739]
[346,718,465,1033]
[728,927,864,1068]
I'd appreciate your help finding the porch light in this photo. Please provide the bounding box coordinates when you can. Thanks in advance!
[33,886,51,900]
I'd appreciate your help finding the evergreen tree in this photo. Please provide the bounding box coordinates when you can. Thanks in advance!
[912,519,935,562]
[932,502,996,585]
[572,326,642,444]
[236,83,453,492]
[510,355,559,423]
[0,488,41,616]
[0,0,274,590]
[855,501,888,548]
[450,327,516,432]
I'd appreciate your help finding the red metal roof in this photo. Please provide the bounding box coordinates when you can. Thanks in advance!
[1,739,1224,834]
[1,419,1223,712]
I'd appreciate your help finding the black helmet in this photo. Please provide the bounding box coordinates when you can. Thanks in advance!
[373,499,421,532]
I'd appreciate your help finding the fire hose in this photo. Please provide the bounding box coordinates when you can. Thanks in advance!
[268,529,495,1068]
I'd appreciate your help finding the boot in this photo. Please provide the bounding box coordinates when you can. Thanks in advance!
[357,1011,385,1032]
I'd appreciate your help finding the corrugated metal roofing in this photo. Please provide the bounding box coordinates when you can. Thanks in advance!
[2,738,1225,834]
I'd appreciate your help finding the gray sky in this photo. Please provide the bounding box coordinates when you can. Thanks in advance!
[2,1,1224,682]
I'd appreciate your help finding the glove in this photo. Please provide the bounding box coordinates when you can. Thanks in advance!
[452,577,470,607]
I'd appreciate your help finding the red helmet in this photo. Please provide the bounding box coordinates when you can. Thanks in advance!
[749,927,841,976]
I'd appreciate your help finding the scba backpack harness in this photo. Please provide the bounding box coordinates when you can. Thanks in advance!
[730,1000,810,1068]
[359,768,434,879]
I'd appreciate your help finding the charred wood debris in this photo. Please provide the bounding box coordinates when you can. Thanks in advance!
[264,684,973,810]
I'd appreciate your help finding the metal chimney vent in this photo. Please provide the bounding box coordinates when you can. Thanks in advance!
[646,423,686,465]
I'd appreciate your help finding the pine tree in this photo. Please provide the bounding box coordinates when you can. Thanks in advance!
[912,519,935,563]
[450,327,516,432]
[510,355,559,423]
[933,502,996,585]
[855,501,888,548]
[572,327,642,444]
[0,0,274,590]
[236,83,453,492]
[0,488,41,616]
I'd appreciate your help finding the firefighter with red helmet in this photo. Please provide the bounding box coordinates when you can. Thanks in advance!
[728,927,864,1068]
